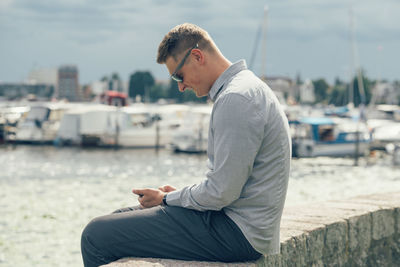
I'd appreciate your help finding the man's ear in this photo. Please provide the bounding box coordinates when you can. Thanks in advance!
[192,49,204,64]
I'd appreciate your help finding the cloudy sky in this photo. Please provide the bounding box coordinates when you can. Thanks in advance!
[1,0,399,85]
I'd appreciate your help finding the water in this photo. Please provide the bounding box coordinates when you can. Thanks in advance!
[0,145,399,266]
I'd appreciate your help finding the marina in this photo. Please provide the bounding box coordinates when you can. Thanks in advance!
[1,102,206,150]
[1,101,400,156]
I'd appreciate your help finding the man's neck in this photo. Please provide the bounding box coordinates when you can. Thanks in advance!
[209,56,232,87]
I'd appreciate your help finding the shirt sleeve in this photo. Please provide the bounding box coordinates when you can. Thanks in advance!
[166,93,264,211]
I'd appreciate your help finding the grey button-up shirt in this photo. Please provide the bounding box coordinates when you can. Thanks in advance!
[166,60,291,255]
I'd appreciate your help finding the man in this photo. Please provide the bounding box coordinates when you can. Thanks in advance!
[81,23,291,266]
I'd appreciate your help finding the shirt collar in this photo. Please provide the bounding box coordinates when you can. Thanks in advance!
[208,60,247,102]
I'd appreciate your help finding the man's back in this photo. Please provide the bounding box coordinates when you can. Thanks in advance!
[208,64,291,254]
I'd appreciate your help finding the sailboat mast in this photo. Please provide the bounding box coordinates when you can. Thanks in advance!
[349,7,367,166]
[349,8,366,106]
[348,8,355,107]
[261,5,269,79]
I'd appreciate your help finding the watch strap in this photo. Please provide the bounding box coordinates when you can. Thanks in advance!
[162,194,168,206]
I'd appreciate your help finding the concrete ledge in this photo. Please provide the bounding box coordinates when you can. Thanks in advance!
[101,258,258,267]
[102,191,400,267]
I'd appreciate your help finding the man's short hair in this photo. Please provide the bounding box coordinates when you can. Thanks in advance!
[157,23,215,64]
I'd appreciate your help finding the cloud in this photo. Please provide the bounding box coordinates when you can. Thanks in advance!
[4,0,397,45]
[1,0,399,83]
[1,0,144,44]
[0,0,14,8]
[262,0,400,42]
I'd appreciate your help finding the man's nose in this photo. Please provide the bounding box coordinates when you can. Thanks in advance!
[178,83,185,92]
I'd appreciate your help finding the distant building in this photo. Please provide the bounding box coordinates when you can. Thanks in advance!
[372,82,400,105]
[260,76,296,104]
[109,77,123,92]
[58,65,81,101]
[0,83,54,100]
[262,76,296,97]
[299,79,315,104]
[108,79,128,95]
[27,68,58,87]
[91,81,109,95]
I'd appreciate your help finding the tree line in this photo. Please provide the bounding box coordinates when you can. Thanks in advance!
[128,71,207,103]
[101,70,399,106]
[308,73,399,106]
[98,71,207,103]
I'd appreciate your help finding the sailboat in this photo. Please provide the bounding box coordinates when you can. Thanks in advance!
[292,8,372,158]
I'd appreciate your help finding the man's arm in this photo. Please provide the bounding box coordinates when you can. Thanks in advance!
[166,93,264,211]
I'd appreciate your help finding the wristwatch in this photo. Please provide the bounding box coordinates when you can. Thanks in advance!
[162,194,168,206]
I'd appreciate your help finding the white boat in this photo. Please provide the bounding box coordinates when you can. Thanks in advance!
[170,105,212,153]
[117,105,164,148]
[117,104,190,148]
[15,102,71,143]
[392,144,400,166]
[0,105,30,142]
[369,120,400,149]
[366,105,400,149]
[71,104,189,148]
[156,104,190,131]
[292,117,371,157]
[55,104,105,146]
[79,105,122,146]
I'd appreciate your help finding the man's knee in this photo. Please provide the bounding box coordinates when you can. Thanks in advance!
[81,216,116,266]
[82,216,107,245]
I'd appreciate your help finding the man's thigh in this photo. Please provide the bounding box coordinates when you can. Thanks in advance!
[82,205,259,262]
[83,206,214,260]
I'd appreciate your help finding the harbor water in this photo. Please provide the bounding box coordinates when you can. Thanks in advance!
[1,145,399,266]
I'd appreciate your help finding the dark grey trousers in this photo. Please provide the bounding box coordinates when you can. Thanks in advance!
[81,205,262,267]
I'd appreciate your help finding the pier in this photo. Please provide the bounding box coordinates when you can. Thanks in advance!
[103,191,400,266]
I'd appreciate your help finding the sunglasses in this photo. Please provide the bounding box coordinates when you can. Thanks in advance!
[171,43,199,83]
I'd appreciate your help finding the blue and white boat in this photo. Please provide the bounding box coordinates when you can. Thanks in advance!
[291,117,371,157]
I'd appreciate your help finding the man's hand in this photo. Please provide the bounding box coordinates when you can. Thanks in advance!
[158,185,176,193]
[132,188,166,209]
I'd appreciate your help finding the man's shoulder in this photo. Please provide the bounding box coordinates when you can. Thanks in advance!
[218,70,270,102]
[230,69,265,88]
[212,73,268,120]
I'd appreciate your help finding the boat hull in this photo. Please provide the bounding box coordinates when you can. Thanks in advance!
[295,140,370,157]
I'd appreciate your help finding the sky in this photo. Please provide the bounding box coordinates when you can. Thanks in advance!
[0,0,399,85]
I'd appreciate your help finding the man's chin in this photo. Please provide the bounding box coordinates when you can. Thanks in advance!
[193,90,206,98]
[185,88,205,98]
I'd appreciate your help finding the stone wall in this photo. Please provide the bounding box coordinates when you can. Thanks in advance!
[103,191,400,267]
